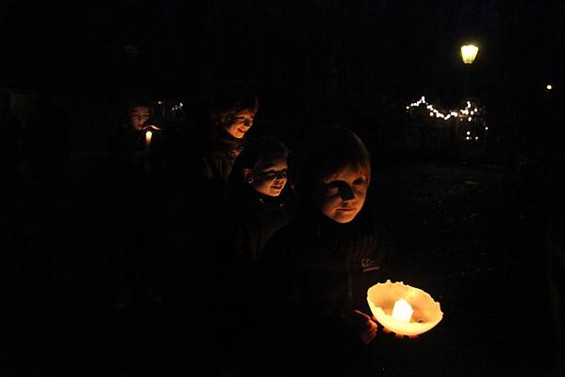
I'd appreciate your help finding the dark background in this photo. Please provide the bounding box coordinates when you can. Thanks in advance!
[2,0,564,152]
[2,1,565,376]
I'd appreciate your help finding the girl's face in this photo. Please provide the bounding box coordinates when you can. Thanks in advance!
[129,106,151,131]
[246,157,288,197]
[224,108,256,139]
[312,164,370,223]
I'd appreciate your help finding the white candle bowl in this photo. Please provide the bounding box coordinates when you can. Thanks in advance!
[367,280,443,336]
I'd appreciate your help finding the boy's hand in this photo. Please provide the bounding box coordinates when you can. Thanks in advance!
[347,309,378,344]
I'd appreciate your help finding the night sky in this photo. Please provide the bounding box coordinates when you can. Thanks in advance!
[3,1,563,93]
[2,0,564,150]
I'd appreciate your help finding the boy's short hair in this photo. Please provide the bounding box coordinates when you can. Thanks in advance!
[209,80,259,126]
[297,125,371,196]
[127,98,153,113]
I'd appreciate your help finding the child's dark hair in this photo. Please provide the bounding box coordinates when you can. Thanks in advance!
[120,97,153,123]
[228,136,291,201]
[126,98,153,113]
[296,125,371,197]
[209,80,259,126]
[233,136,289,172]
[230,136,285,179]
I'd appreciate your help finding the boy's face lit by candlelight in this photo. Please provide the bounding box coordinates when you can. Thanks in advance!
[129,106,151,131]
[224,108,255,139]
[313,165,369,223]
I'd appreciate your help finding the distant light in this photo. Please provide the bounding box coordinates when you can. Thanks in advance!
[546,84,553,91]
[406,97,483,123]
[124,44,141,55]
[461,44,479,64]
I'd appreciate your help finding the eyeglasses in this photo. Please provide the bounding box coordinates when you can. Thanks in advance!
[232,116,254,127]
[255,170,288,180]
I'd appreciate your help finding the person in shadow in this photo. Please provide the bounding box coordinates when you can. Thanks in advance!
[0,90,26,375]
[209,135,298,369]
[225,135,297,264]
[163,80,260,294]
[24,95,71,225]
[187,80,259,224]
[106,97,166,311]
[0,90,24,255]
[159,80,260,371]
[11,94,71,375]
[543,149,565,376]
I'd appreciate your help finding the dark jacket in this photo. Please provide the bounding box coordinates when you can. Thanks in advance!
[184,127,245,226]
[227,185,297,263]
[260,203,395,313]
[255,203,397,369]
[107,122,166,248]
[198,128,245,184]
[215,186,297,313]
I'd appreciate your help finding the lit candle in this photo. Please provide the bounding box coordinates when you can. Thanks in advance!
[145,130,153,148]
[391,298,413,322]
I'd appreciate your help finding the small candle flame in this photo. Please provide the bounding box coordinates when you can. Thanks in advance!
[391,298,413,322]
[145,130,153,147]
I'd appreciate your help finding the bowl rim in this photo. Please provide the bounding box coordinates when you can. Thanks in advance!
[367,280,444,336]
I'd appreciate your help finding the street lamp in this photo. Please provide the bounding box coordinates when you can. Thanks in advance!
[460,44,479,99]
[453,43,479,159]
[460,44,479,65]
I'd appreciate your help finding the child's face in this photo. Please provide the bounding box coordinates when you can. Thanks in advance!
[224,108,255,139]
[129,106,151,131]
[247,157,288,197]
[312,165,369,223]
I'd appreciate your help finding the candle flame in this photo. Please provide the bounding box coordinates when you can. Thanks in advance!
[145,130,153,146]
[391,298,413,322]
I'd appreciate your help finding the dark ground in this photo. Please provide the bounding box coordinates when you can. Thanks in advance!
[2,153,562,377]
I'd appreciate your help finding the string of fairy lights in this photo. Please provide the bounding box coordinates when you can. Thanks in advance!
[406,96,489,142]
[405,96,480,122]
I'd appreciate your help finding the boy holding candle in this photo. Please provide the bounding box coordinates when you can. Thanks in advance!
[252,125,398,373]
[107,98,165,310]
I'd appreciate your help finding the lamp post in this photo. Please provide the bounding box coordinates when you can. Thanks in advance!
[453,44,479,159]
[460,44,479,99]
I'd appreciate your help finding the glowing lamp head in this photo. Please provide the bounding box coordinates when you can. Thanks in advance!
[461,44,479,64]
